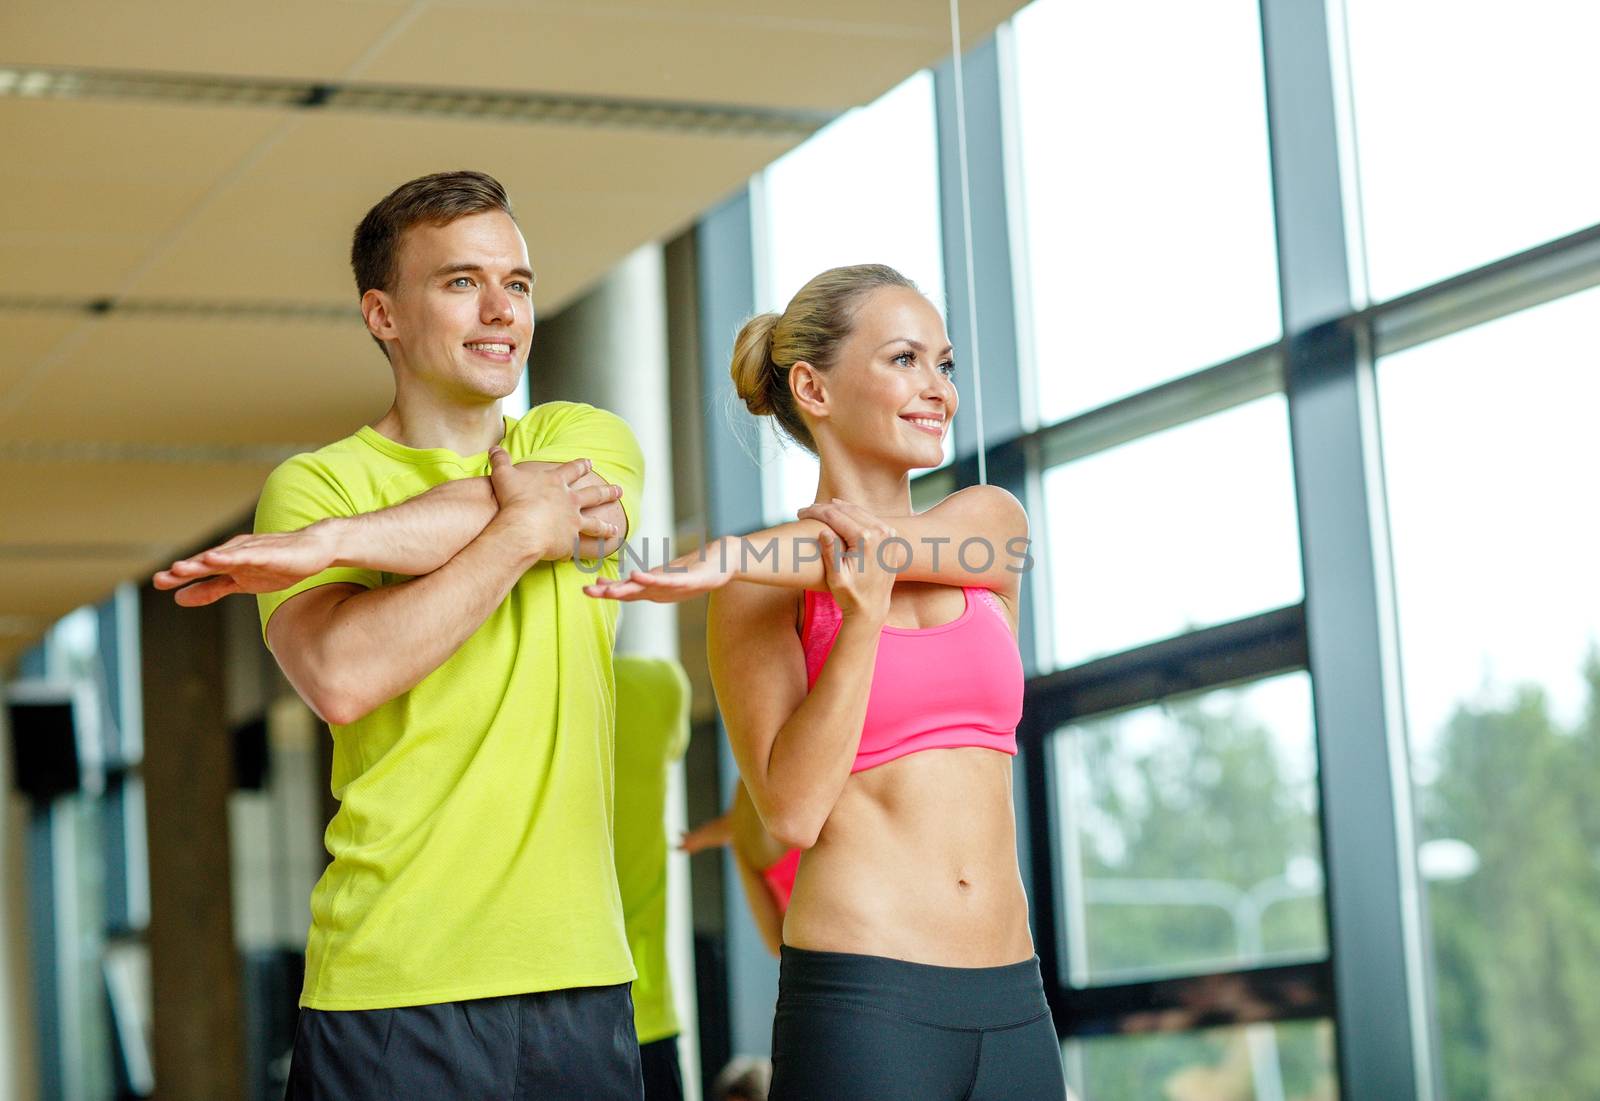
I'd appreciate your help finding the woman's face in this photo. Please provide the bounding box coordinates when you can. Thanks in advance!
[804,285,958,470]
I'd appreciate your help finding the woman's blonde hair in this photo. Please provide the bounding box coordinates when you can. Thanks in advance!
[729,264,918,454]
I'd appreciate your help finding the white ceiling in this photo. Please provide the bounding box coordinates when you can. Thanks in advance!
[0,0,1026,665]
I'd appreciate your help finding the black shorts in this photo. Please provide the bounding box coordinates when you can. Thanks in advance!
[769,947,1067,1101]
[639,1036,685,1101]
[286,983,643,1101]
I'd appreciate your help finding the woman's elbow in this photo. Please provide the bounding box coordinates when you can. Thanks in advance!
[763,805,823,851]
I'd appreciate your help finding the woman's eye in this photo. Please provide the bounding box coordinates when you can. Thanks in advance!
[940,362,957,377]
[893,352,914,366]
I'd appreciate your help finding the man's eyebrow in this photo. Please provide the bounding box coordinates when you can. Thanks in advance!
[430,262,537,283]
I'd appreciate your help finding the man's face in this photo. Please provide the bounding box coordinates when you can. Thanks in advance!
[372,210,535,402]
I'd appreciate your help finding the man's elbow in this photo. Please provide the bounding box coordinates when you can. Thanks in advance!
[295,666,375,727]
[313,692,369,728]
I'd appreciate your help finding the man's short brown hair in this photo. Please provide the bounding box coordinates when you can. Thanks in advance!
[351,169,515,299]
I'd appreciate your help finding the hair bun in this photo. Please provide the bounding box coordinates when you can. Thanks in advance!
[730,312,782,417]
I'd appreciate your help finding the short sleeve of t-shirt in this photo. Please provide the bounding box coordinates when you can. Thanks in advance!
[254,453,382,645]
[506,401,646,553]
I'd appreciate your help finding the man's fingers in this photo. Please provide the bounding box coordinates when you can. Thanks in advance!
[554,457,591,481]
[154,557,228,587]
[576,512,618,538]
[570,482,622,509]
[173,577,241,607]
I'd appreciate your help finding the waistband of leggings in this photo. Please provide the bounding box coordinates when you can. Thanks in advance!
[777,945,1049,1030]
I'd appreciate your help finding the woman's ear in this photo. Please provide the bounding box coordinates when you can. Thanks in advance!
[790,360,828,418]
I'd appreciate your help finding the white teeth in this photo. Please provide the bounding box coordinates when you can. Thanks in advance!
[466,343,511,354]
[903,417,943,430]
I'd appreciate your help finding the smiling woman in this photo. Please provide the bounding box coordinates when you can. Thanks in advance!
[586,262,1065,1100]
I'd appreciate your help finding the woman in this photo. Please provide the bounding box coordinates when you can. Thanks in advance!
[586,264,1066,1100]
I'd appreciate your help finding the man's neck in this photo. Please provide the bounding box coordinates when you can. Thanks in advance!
[369,394,507,456]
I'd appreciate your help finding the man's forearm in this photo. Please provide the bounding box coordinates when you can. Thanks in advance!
[320,466,624,577]
[302,516,543,723]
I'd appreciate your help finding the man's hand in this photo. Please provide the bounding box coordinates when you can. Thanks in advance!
[154,524,341,607]
[487,449,623,563]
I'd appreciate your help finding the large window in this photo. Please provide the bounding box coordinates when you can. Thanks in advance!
[1064,1019,1338,1101]
[1379,286,1600,1099]
[1051,674,1326,986]
[1010,0,1281,425]
[1040,397,1302,667]
[755,72,947,527]
[1345,0,1600,301]
[695,3,1600,1095]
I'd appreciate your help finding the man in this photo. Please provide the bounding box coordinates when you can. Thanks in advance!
[156,171,647,1098]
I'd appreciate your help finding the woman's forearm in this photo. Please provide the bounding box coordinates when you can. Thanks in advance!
[709,486,1029,594]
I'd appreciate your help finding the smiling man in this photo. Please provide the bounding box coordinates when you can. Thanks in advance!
[160,171,648,1097]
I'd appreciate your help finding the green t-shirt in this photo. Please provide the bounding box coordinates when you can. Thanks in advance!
[612,655,692,1044]
[255,401,645,1011]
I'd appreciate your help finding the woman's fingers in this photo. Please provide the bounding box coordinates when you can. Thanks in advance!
[798,503,866,544]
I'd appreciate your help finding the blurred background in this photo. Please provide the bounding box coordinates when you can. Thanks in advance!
[1,1,1597,1098]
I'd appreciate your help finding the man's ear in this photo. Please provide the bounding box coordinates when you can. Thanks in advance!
[361,288,398,347]
[790,360,828,420]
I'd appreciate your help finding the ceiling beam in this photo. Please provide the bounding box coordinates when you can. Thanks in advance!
[0,64,837,139]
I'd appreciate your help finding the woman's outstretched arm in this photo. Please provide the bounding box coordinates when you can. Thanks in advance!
[587,483,1030,607]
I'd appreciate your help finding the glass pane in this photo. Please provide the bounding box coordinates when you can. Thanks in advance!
[1378,286,1600,1099]
[757,71,948,527]
[1346,1,1600,301]
[1065,1018,1338,1101]
[1011,0,1280,425]
[1051,674,1327,987]
[1042,397,1302,667]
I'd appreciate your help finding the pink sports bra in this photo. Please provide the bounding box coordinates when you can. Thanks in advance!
[800,585,1024,773]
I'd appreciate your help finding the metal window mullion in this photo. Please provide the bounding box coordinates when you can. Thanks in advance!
[694,188,777,1062]
[932,35,1026,462]
[1260,0,1433,1096]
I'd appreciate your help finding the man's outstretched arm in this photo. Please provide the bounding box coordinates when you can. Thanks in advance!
[154,457,626,606]
[267,449,599,725]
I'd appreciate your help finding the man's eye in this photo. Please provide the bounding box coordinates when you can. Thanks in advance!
[451,277,473,288]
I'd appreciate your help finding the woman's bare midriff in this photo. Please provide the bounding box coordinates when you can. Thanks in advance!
[781,746,1035,967]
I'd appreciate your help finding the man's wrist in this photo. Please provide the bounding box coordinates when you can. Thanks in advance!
[482,509,551,567]
[311,517,354,568]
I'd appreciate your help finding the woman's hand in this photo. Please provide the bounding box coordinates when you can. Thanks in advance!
[800,498,898,625]
[583,539,738,603]
[678,812,734,854]
[153,522,342,607]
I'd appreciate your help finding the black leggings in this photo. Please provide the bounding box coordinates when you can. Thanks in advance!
[769,946,1067,1101]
